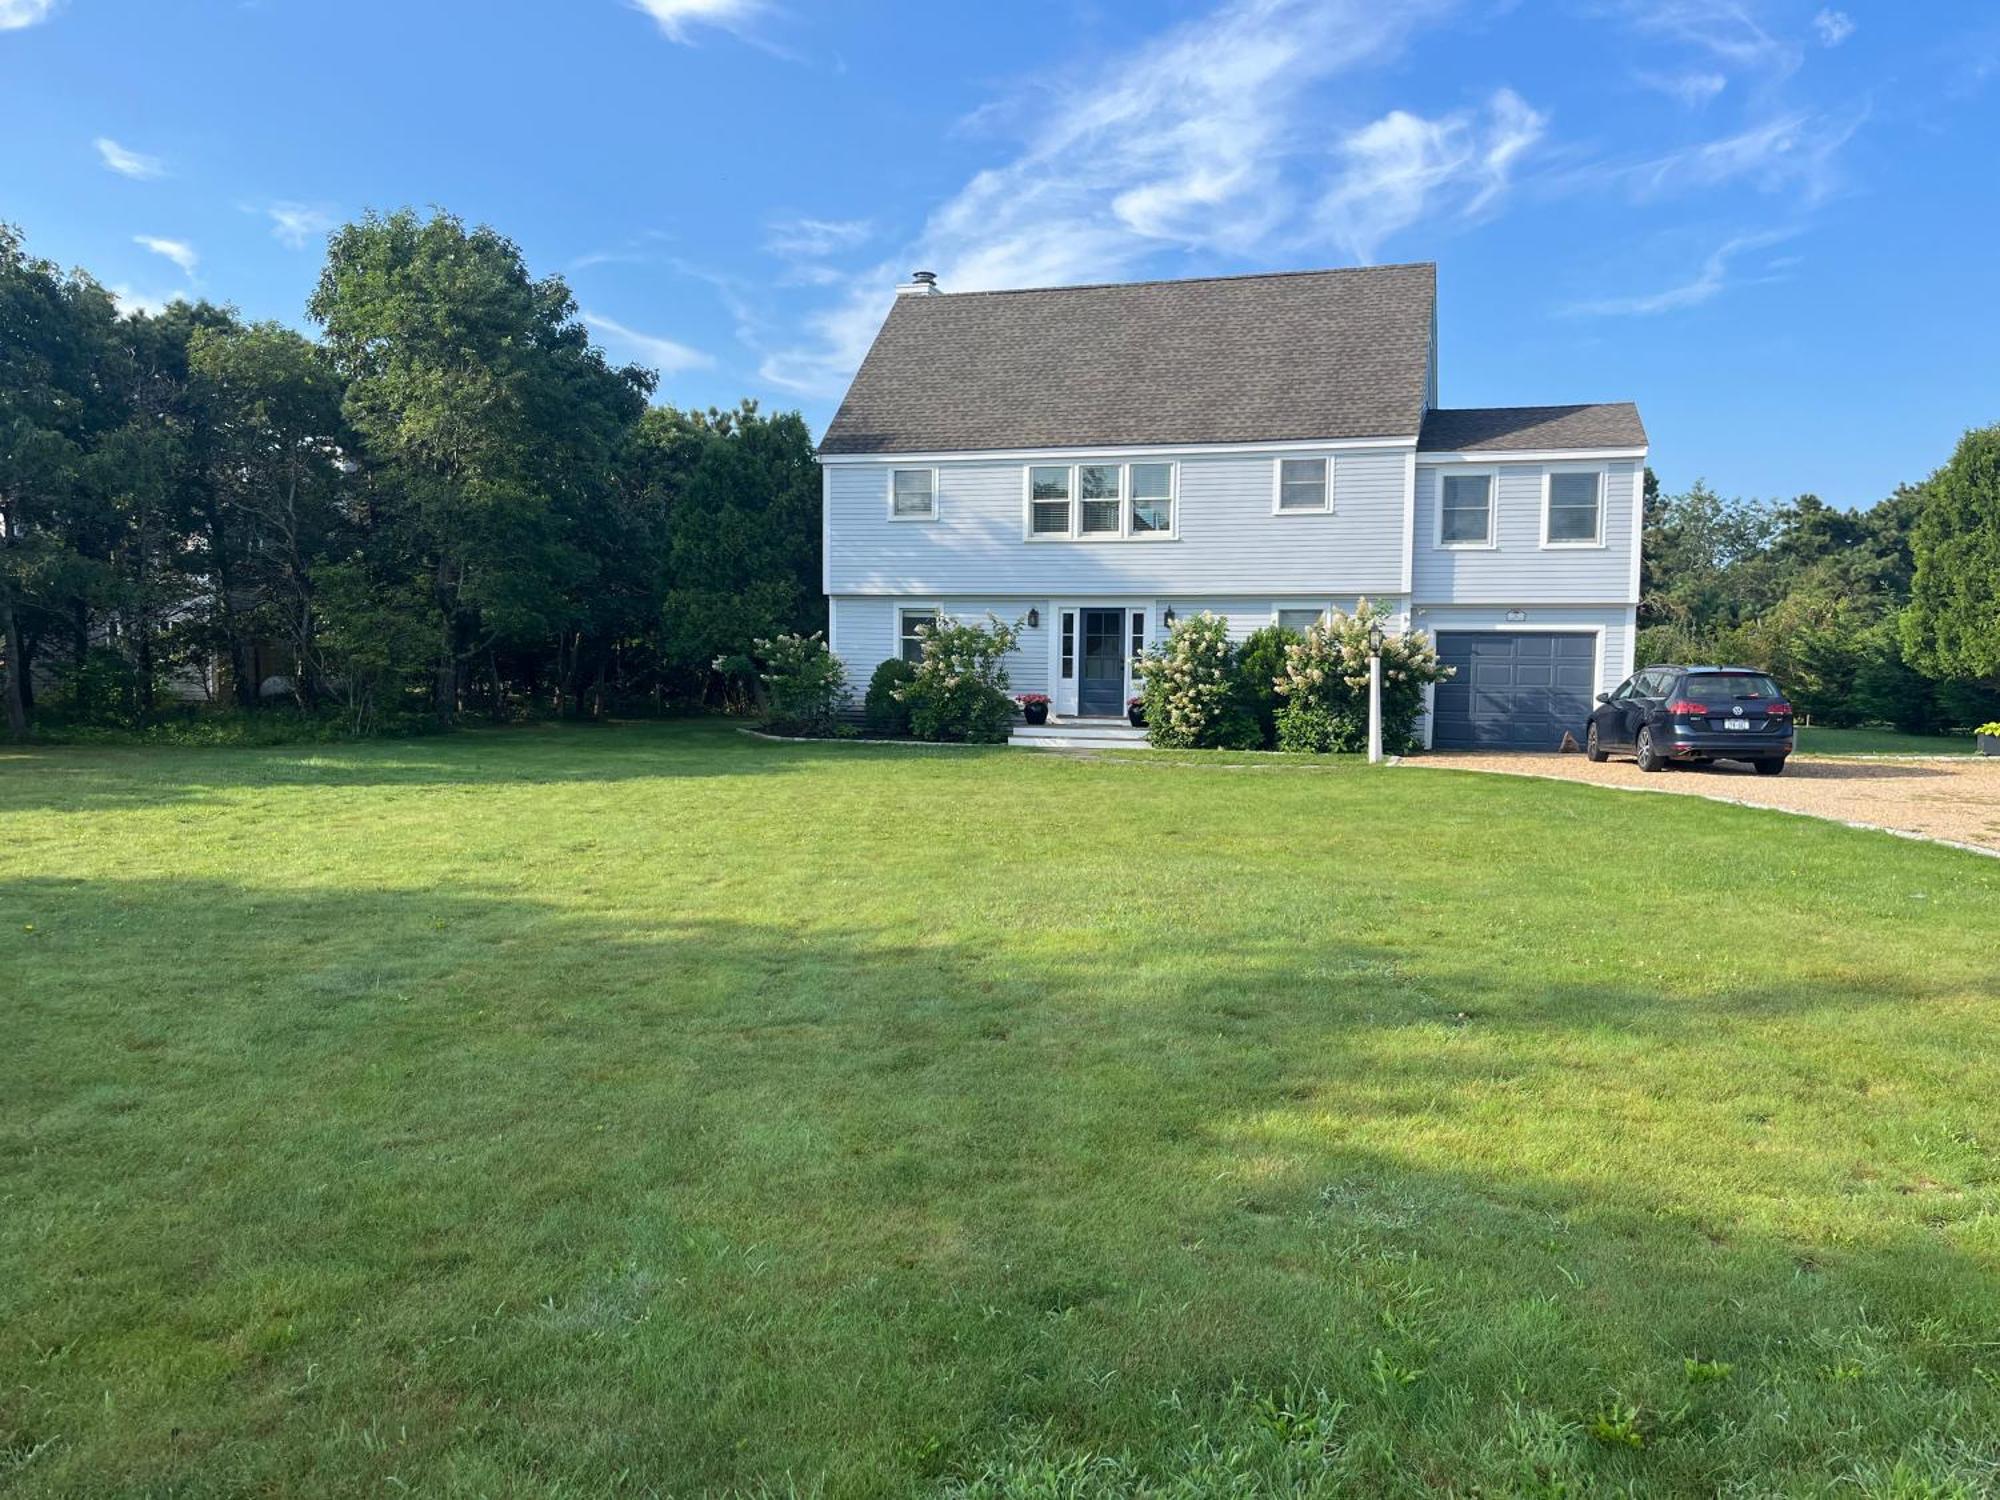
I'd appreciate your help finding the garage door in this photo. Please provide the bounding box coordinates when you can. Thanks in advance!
[1432,632,1595,749]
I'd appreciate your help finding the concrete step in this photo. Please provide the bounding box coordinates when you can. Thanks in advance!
[1010,719,1153,750]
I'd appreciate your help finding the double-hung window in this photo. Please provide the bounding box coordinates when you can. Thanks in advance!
[1025,462,1176,539]
[1438,472,1494,547]
[898,608,937,664]
[1543,469,1604,546]
[890,468,936,520]
[1275,457,1331,513]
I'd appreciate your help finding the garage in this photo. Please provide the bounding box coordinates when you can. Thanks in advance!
[1431,631,1595,749]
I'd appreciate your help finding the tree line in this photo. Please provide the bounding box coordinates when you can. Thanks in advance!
[1639,427,2000,732]
[0,211,821,739]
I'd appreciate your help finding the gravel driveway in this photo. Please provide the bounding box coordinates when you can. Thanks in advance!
[1405,750,2000,855]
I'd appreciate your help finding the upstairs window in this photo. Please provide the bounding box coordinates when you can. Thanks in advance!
[1438,472,1494,547]
[1029,467,1072,535]
[1025,462,1177,540]
[1544,469,1603,546]
[1276,457,1330,513]
[890,468,937,520]
[1129,463,1173,533]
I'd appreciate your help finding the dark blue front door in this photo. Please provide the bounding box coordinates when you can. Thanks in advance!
[1078,609,1125,716]
[1432,631,1594,749]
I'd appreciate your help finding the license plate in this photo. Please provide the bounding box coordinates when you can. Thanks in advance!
[1724,718,1751,730]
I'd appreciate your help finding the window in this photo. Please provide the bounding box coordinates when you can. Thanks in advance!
[1030,466,1072,535]
[890,468,936,520]
[1079,465,1121,535]
[1439,472,1493,546]
[1059,611,1076,679]
[1130,609,1145,664]
[898,609,936,665]
[1688,672,1781,700]
[1276,457,1330,513]
[1544,469,1602,546]
[1025,462,1177,539]
[1129,463,1173,534]
[1276,608,1325,633]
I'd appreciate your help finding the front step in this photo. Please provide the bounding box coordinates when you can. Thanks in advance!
[1009,718,1152,751]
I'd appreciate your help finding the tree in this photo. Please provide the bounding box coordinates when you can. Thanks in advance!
[308,209,651,722]
[1902,425,2000,694]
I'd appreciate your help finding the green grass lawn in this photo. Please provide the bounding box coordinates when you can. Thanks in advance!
[4,722,1999,1497]
[1793,724,1982,757]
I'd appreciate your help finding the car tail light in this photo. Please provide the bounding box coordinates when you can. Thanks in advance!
[1766,702,1793,716]
[1668,700,1708,716]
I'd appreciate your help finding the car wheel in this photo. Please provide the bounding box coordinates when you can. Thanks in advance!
[1635,725,1667,773]
[1753,757,1786,777]
[1585,723,1607,763]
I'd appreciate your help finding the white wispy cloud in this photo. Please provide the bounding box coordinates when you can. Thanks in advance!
[260,202,336,250]
[134,235,198,278]
[107,284,190,319]
[1813,8,1854,47]
[1318,89,1547,261]
[1566,227,1796,315]
[766,217,871,259]
[1637,70,1727,107]
[95,137,165,179]
[581,312,713,374]
[629,0,767,45]
[0,0,59,30]
[761,0,1472,397]
[1608,0,1800,75]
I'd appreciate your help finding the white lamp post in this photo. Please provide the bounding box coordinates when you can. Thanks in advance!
[1367,622,1385,764]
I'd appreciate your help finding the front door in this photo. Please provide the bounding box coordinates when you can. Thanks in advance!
[1078,608,1126,716]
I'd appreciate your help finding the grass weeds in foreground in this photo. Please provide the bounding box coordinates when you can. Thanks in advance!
[2,719,1998,1496]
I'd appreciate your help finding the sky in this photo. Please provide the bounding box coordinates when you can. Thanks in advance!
[3,0,1998,508]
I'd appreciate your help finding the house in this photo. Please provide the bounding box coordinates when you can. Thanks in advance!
[815,264,1646,749]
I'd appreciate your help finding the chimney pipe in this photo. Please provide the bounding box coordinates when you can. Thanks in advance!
[897,269,941,297]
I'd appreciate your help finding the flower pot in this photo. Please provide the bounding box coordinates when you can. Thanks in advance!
[1022,701,1049,727]
[1127,703,1147,728]
[1980,733,2000,757]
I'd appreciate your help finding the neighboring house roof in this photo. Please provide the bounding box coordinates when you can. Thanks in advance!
[818,264,1438,456]
[1418,403,1646,452]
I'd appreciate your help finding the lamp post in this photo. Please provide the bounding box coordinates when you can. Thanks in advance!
[1367,622,1385,764]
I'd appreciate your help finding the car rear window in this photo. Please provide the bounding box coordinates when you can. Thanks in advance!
[1686,673,1780,700]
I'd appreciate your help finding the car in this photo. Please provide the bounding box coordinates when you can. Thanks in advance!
[1584,665,1794,775]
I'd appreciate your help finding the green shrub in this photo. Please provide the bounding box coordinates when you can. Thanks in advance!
[1274,599,1451,754]
[754,631,849,736]
[1233,625,1300,748]
[1140,612,1238,749]
[862,658,916,735]
[899,614,1021,743]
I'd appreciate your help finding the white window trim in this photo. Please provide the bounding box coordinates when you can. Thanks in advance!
[885,466,940,523]
[1021,462,1178,543]
[1540,464,1607,550]
[1272,601,1333,631]
[1434,467,1498,550]
[894,601,944,664]
[1271,455,1334,515]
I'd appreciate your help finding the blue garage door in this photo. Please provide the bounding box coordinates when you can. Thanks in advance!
[1432,632,1594,749]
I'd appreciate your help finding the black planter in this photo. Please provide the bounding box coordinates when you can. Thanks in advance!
[1128,704,1147,728]
[1021,701,1049,726]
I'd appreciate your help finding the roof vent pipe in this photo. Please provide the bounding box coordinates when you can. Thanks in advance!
[898,269,941,297]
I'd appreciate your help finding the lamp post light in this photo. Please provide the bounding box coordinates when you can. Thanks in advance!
[1366,622,1386,765]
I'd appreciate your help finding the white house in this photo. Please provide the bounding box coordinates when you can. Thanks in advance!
[815,264,1646,749]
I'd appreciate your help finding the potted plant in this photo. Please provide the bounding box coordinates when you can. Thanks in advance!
[1127,695,1147,729]
[1977,721,2000,757]
[1016,691,1050,727]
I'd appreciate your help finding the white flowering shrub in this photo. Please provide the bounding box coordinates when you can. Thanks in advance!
[898,613,1022,742]
[1139,612,1256,748]
[753,631,849,736]
[1273,598,1452,753]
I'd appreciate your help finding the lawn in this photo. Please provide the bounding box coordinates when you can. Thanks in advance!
[4,721,1998,1497]
[1794,724,1982,757]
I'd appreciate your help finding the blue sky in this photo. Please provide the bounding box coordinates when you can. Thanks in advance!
[3,0,1997,507]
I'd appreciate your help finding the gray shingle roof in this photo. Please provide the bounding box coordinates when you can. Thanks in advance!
[1418,403,1646,452]
[818,264,1437,455]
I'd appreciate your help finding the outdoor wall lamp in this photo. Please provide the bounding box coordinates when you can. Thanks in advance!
[1026,608,1039,628]
[1162,606,1177,626]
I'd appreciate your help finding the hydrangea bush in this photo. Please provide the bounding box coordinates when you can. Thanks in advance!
[1139,611,1247,749]
[752,631,849,736]
[1273,598,1452,754]
[898,613,1022,742]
